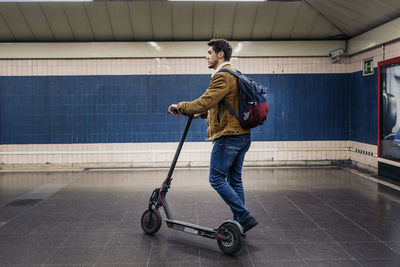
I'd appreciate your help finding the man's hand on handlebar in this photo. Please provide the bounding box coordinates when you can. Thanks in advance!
[168,104,201,119]
[168,104,182,117]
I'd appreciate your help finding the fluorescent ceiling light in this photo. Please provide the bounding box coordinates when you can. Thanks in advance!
[169,0,266,2]
[0,0,92,2]
[148,42,162,51]
[234,42,243,54]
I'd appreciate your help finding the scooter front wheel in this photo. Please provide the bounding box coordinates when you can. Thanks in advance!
[217,222,244,255]
[141,209,162,234]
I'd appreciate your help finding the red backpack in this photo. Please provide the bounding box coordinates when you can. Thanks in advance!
[218,69,269,129]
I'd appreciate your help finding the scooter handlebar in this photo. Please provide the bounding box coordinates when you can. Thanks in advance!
[169,107,194,119]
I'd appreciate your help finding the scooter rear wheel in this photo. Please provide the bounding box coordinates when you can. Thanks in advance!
[141,209,162,234]
[217,222,244,255]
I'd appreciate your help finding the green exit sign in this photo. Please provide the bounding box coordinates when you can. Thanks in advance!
[363,57,374,76]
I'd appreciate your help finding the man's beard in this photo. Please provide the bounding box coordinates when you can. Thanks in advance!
[208,59,217,69]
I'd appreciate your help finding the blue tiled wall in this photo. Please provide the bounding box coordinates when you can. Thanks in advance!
[349,70,377,145]
[0,72,376,144]
[249,73,349,142]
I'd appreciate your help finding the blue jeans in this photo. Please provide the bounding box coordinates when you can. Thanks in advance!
[209,133,251,223]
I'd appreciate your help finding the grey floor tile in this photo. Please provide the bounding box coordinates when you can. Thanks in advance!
[275,217,319,230]
[246,243,300,261]
[61,232,114,248]
[74,221,120,233]
[0,219,40,235]
[198,245,252,265]
[117,219,144,233]
[97,246,151,264]
[148,244,199,264]
[292,242,352,260]
[323,226,378,242]
[0,246,10,258]
[21,233,69,248]
[39,210,90,222]
[340,242,400,259]
[30,221,80,235]
[150,228,200,246]
[0,233,28,247]
[362,223,400,242]
[0,167,399,265]
[85,210,125,222]
[358,258,400,267]
[312,216,357,229]
[48,247,103,264]
[283,229,333,243]
[0,206,29,221]
[97,264,146,267]
[0,247,57,264]
[107,232,154,247]
[151,263,200,267]
[385,241,400,254]
[253,260,307,267]
[246,228,290,244]
[303,259,360,267]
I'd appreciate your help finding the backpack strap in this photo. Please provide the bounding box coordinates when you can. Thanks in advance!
[217,68,241,122]
[221,100,240,121]
[217,69,241,77]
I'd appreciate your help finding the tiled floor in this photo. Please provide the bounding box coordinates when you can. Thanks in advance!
[0,166,399,266]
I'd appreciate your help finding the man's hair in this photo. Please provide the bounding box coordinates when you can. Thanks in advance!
[207,39,232,61]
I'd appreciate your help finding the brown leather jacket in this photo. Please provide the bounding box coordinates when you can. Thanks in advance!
[177,64,250,140]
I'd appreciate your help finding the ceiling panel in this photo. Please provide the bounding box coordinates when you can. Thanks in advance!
[232,2,258,40]
[251,2,280,40]
[271,2,302,39]
[327,0,389,28]
[62,3,93,41]
[336,0,395,29]
[0,3,34,41]
[172,2,193,40]
[0,12,14,41]
[85,2,113,41]
[0,0,400,43]
[290,3,318,39]
[380,0,400,11]
[150,1,172,41]
[213,3,236,39]
[41,3,74,41]
[357,0,394,17]
[19,3,54,41]
[306,0,370,36]
[129,1,152,41]
[328,25,343,39]
[309,15,335,39]
[106,2,133,41]
[193,2,214,41]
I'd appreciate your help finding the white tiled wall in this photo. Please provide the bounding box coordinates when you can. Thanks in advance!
[0,57,349,77]
[0,140,378,169]
[2,40,400,169]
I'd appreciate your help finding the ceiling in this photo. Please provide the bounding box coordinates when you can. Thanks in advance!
[0,0,399,43]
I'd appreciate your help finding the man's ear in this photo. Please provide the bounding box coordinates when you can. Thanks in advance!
[218,51,224,59]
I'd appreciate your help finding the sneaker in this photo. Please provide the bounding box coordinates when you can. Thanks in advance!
[240,216,258,232]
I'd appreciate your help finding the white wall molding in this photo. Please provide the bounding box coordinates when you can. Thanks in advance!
[348,17,400,56]
[0,41,346,59]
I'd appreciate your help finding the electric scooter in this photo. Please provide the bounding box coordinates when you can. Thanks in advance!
[140,112,245,255]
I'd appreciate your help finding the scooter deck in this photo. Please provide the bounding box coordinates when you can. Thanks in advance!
[165,219,216,235]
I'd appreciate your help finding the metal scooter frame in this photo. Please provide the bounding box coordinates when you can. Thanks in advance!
[143,114,245,254]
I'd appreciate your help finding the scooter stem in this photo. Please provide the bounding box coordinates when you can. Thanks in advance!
[166,114,194,179]
[160,114,194,219]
